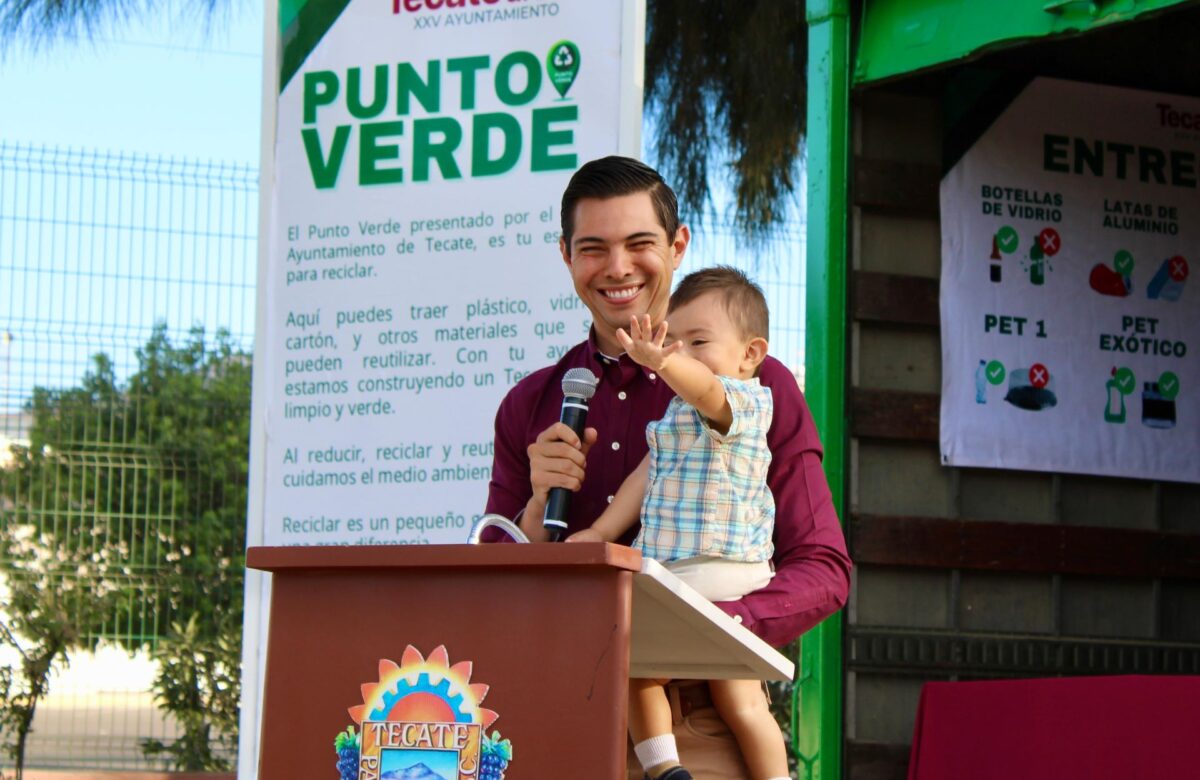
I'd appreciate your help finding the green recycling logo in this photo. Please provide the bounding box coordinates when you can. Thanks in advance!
[546,40,580,98]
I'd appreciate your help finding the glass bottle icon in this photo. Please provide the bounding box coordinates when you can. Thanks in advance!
[1029,238,1045,286]
[975,360,987,404]
[1104,368,1126,423]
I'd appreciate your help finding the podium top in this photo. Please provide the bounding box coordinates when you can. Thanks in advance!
[247,542,643,573]
[248,543,793,681]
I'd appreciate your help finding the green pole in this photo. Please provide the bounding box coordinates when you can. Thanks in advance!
[796,0,849,778]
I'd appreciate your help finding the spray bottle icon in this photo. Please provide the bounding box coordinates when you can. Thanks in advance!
[1104,367,1126,423]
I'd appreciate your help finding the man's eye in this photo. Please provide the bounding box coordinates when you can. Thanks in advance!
[691,340,707,346]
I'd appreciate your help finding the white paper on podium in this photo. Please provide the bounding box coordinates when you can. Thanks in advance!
[631,559,795,681]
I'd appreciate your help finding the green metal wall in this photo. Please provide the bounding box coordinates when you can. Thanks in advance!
[855,0,1198,85]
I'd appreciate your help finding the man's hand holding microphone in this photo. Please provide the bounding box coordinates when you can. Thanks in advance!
[518,368,599,542]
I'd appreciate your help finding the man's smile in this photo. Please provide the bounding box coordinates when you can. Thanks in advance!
[600,284,644,301]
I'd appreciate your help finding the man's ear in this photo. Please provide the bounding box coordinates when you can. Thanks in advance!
[559,235,572,269]
[743,337,768,373]
[670,224,690,270]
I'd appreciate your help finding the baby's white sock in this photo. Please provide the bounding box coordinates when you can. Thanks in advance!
[633,734,679,771]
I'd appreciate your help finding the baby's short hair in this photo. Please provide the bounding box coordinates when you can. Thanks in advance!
[669,266,769,341]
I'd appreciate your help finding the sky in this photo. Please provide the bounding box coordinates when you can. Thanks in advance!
[0,4,266,426]
[0,2,265,164]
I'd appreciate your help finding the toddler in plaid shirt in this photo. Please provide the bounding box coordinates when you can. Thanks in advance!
[568,267,789,780]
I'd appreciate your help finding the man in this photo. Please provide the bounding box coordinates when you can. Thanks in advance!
[485,156,850,778]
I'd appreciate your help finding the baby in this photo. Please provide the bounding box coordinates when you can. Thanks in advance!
[569,267,788,780]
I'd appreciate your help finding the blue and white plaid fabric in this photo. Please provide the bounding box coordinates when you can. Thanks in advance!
[634,375,775,564]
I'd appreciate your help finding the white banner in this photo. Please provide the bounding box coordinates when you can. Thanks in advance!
[257,0,641,546]
[940,78,1199,483]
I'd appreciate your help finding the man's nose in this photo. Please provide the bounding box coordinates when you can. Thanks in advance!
[604,247,635,278]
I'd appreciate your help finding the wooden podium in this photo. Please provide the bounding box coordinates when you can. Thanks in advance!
[247,543,793,779]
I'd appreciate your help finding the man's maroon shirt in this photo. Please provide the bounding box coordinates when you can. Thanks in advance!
[485,334,851,647]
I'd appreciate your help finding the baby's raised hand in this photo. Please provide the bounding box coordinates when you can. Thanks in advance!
[616,314,681,371]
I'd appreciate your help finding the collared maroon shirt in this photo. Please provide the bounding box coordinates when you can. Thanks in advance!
[485,333,851,647]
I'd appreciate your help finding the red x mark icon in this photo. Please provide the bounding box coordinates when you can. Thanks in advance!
[1038,228,1061,256]
[1169,255,1189,282]
[1029,363,1049,389]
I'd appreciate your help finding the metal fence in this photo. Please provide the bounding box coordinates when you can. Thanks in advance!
[0,141,257,770]
[684,196,809,389]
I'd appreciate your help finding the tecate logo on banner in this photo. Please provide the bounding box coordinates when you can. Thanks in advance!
[394,0,531,12]
[1156,103,1200,131]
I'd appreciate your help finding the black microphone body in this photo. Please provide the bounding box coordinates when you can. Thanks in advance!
[543,368,599,541]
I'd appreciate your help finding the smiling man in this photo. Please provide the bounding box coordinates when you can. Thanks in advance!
[485,156,851,778]
[561,185,686,357]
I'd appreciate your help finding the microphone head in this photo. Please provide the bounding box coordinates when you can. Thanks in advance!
[561,367,599,400]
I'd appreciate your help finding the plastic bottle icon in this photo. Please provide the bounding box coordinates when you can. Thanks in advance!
[975,360,987,404]
[1104,371,1126,424]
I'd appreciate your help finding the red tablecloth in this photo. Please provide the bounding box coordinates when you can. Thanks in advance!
[908,676,1200,780]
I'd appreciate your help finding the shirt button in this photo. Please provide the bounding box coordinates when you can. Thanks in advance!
[733,615,743,624]
[607,495,614,504]
[618,391,627,400]
[611,441,621,451]
[649,373,657,380]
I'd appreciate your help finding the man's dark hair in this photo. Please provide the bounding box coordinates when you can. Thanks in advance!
[669,266,770,342]
[560,156,680,247]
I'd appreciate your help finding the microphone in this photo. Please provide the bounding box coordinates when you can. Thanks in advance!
[543,367,599,541]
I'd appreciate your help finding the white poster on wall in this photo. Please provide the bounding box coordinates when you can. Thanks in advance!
[257,0,641,546]
[940,77,1199,483]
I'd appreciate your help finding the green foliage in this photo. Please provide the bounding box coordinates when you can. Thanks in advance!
[141,614,241,771]
[0,0,235,50]
[0,523,121,779]
[768,641,800,776]
[0,324,251,772]
[645,0,807,239]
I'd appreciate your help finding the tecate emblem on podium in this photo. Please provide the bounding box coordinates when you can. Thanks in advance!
[336,645,514,780]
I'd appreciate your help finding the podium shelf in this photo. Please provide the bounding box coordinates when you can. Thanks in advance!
[632,559,796,682]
